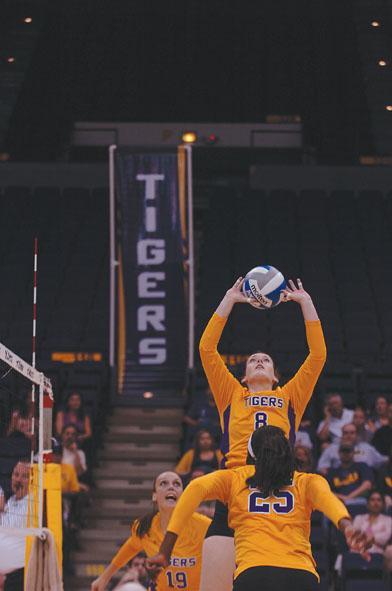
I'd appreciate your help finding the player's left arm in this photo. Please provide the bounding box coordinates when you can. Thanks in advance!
[147,470,232,574]
[306,474,373,558]
[281,280,327,423]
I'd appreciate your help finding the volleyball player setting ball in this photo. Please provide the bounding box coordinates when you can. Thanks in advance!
[197,266,327,591]
[147,427,372,591]
[90,471,210,591]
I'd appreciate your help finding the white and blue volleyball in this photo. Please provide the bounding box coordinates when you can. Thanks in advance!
[242,265,286,309]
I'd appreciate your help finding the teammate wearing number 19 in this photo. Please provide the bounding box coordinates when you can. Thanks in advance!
[198,278,326,591]
[90,472,210,591]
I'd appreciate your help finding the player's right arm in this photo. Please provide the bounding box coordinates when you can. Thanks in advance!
[200,278,249,413]
[91,522,143,590]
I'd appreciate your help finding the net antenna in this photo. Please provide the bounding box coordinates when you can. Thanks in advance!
[0,342,53,540]
[30,238,38,461]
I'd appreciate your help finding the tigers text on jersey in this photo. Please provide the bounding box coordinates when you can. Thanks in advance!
[111,512,210,590]
[168,467,349,581]
[199,313,326,468]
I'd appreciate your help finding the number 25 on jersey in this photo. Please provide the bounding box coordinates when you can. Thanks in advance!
[248,490,294,514]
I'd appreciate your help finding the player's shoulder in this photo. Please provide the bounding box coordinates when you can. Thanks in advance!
[188,512,211,536]
[190,512,211,527]
[233,464,254,475]
[293,470,327,490]
[230,465,255,482]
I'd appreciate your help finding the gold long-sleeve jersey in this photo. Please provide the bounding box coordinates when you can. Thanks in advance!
[168,467,349,580]
[111,512,210,591]
[199,313,326,468]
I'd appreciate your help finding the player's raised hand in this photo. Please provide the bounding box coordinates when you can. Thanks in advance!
[146,552,169,579]
[281,279,311,304]
[90,576,107,591]
[344,525,373,561]
[225,277,250,304]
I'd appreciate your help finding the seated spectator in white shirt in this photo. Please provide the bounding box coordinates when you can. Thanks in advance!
[295,429,313,449]
[367,396,390,433]
[352,407,373,443]
[352,490,392,555]
[327,444,373,507]
[317,423,388,475]
[0,461,30,590]
[61,425,87,477]
[317,393,354,445]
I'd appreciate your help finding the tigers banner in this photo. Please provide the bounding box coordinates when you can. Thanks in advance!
[115,150,188,398]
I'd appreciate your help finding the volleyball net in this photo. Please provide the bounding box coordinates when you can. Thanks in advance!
[0,340,62,583]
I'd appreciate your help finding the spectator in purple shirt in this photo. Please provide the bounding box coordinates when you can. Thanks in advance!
[327,443,373,507]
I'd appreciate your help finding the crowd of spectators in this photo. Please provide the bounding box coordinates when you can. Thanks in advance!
[0,389,94,583]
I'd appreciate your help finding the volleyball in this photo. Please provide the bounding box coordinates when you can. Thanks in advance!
[242,265,287,309]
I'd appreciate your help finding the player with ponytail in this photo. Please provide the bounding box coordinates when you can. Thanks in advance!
[147,427,372,591]
[91,471,210,591]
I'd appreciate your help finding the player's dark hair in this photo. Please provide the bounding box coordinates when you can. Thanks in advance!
[246,426,294,497]
[135,474,159,537]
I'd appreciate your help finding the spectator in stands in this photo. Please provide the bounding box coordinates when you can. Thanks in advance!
[0,461,30,591]
[55,391,92,445]
[377,445,392,507]
[327,444,373,507]
[352,407,373,443]
[52,441,89,574]
[371,402,392,456]
[175,429,222,478]
[294,445,314,473]
[60,425,87,478]
[367,395,389,433]
[0,420,31,499]
[7,407,32,440]
[295,429,313,449]
[317,423,387,475]
[351,491,392,553]
[113,553,150,591]
[183,388,221,449]
[317,393,353,445]
[52,440,89,530]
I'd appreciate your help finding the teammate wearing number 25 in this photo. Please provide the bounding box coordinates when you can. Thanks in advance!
[147,427,371,591]
[198,277,326,591]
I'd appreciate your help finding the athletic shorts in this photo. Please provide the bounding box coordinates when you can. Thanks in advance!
[205,500,234,538]
[233,566,319,591]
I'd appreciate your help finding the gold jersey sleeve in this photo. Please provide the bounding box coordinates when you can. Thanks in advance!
[175,449,195,474]
[199,313,326,468]
[281,320,327,427]
[199,313,240,414]
[168,467,349,581]
[112,513,210,591]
